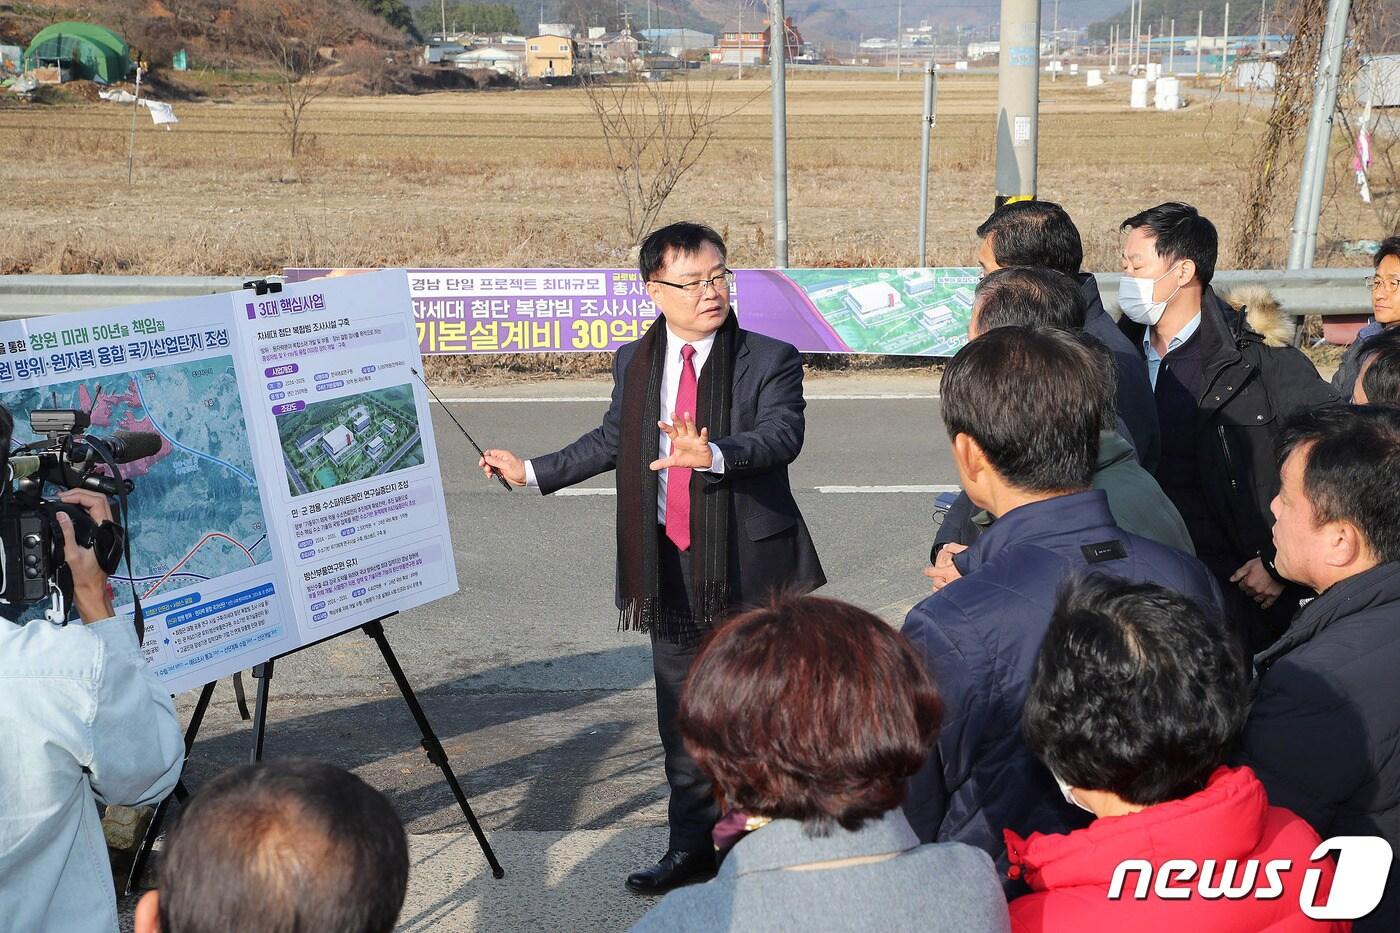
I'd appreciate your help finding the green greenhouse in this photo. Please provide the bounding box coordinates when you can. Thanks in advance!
[23,22,130,83]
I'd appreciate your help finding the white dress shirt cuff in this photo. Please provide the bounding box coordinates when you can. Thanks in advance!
[523,459,541,489]
[698,443,726,474]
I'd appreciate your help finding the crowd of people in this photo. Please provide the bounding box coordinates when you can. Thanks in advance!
[3,202,1399,933]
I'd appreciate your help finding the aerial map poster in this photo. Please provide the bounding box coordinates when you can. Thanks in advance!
[0,270,458,694]
[284,267,982,357]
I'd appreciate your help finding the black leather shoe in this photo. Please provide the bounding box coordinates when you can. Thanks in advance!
[625,848,717,895]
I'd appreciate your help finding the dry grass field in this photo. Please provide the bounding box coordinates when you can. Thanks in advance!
[0,71,1380,378]
[0,72,1383,276]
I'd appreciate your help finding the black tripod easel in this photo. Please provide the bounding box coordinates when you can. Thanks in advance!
[125,613,504,895]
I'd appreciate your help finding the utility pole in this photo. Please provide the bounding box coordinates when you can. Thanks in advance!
[771,0,789,265]
[1125,0,1136,70]
[1146,25,1152,69]
[440,0,447,39]
[1196,10,1203,77]
[1222,1,1230,75]
[738,4,744,79]
[917,59,938,264]
[896,0,903,79]
[1259,0,1268,52]
[126,63,143,185]
[995,0,1040,206]
[1051,0,1059,82]
[1169,19,1176,73]
[1288,0,1353,269]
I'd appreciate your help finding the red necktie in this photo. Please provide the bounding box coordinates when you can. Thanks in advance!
[665,344,697,551]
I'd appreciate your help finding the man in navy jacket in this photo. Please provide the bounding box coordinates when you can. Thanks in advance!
[902,326,1224,888]
[1236,406,1400,931]
[974,199,1159,470]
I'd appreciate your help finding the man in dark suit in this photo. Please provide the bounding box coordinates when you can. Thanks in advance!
[973,199,1160,470]
[480,222,825,895]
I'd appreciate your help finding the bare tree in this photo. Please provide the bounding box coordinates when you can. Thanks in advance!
[582,71,753,247]
[253,1,346,160]
[1233,0,1384,266]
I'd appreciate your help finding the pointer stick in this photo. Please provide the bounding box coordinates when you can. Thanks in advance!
[410,367,513,492]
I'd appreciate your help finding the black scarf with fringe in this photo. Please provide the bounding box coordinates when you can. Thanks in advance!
[617,313,735,643]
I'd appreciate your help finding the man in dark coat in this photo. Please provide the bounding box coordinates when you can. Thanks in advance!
[901,326,1223,889]
[1235,405,1400,932]
[481,222,825,894]
[1116,202,1338,651]
[974,198,1160,469]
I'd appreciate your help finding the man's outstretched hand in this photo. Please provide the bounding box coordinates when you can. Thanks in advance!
[478,449,527,486]
[650,413,713,472]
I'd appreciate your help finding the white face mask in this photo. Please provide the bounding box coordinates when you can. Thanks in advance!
[1118,263,1184,326]
[1051,770,1096,814]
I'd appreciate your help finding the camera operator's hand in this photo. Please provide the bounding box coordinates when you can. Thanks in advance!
[56,488,115,624]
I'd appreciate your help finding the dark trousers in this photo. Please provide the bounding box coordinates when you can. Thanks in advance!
[652,528,720,852]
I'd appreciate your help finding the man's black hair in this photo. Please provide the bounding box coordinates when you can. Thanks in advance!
[159,759,409,933]
[1373,234,1400,268]
[1277,404,1400,564]
[975,200,1084,277]
[1024,575,1247,806]
[639,222,728,281]
[941,325,1103,492]
[973,266,1087,333]
[1120,201,1218,286]
[1358,327,1400,406]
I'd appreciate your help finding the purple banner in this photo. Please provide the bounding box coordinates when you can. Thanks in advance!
[283,267,980,357]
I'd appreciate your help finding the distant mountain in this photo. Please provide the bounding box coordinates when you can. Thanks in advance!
[408,0,1128,44]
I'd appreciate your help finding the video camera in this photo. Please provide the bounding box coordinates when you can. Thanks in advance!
[0,405,159,619]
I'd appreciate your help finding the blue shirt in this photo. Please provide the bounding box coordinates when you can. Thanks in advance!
[0,616,183,933]
[1144,312,1203,388]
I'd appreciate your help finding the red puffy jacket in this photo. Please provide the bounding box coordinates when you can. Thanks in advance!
[1005,766,1348,932]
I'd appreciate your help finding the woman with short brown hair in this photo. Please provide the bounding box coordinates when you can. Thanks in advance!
[629,594,1009,933]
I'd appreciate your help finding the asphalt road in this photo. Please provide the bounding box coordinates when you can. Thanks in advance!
[139,371,958,930]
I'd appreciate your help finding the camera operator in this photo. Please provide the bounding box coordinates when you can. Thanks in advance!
[0,482,184,933]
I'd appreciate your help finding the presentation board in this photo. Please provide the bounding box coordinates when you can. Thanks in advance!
[0,270,457,694]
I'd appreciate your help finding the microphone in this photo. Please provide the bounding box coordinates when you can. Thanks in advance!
[9,455,40,481]
[75,431,163,464]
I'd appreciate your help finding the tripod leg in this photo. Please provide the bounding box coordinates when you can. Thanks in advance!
[250,660,274,764]
[125,680,216,896]
[362,619,505,879]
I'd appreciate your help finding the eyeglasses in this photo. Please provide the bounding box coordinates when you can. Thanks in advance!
[650,270,734,298]
[1366,276,1400,293]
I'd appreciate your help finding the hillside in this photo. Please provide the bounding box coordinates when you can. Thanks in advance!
[1091,0,1400,45]
[0,0,412,72]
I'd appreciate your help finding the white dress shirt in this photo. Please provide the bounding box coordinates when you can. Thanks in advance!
[525,323,725,521]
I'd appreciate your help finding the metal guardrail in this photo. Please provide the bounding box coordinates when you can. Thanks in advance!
[0,268,1373,321]
[1093,268,1368,317]
[0,274,248,320]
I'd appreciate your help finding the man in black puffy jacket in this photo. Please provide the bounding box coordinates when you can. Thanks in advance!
[1236,405,1400,932]
[901,326,1223,890]
[1116,202,1337,651]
